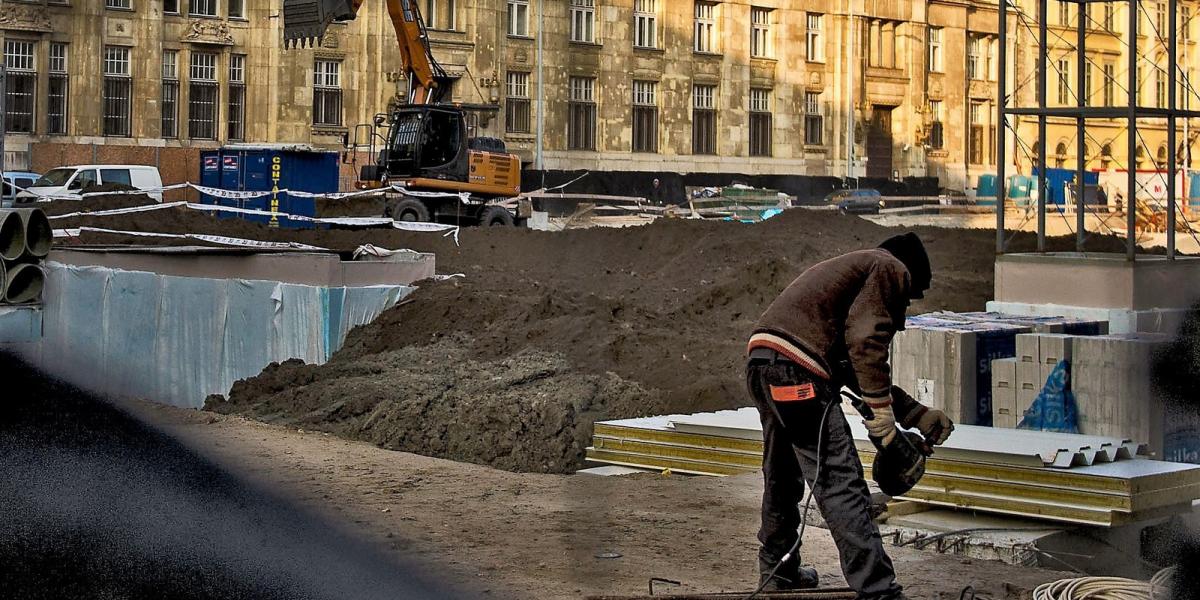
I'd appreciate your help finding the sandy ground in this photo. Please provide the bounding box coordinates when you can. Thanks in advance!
[136,403,1070,599]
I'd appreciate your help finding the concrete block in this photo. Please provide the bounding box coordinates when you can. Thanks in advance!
[991,358,1019,428]
[1015,333,1040,364]
[1017,360,1047,394]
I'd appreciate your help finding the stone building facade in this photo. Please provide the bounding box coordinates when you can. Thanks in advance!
[2,0,1196,192]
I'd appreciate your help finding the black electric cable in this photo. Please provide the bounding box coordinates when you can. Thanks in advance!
[745,397,838,600]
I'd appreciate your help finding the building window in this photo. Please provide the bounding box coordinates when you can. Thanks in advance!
[229,0,245,18]
[570,0,595,43]
[749,88,771,157]
[189,52,219,140]
[1156,2,1166,33]
[804,13,822,62]
[1156,67,1167,107]
[313,59,343,126]
[695,2,717,53]
[1057,0,1070,26]
[103,46,132,137]
[804,91,824,145]
[634,0,657,49]
[1082,63,1092,106]
[568,76,596,150]
[928,27,943,73]
[751,8,773,58]
[1055,142,1068,168]
[425,0,456,30]
[928,100,944,149]
[4,40,35,134]
[1100,143,1112,169]
[1102,3,1115,31]
[228,54,246,141]
[986,37,996,80]
[165,0,179,13]
[48,43,68,135]
[507,0,529,37]
[969,101,984,165]
[868,20,899,67]
[1057,58,1071,105]
[505,71,530,134]
[162,50,179,138]
[1103,63,1115,106]
[1184,7,1192,41]
[189,0,216,16]
[105,0,131,8]
[967,36,981,80]
[632,80,658,152]
[692,84,716,155]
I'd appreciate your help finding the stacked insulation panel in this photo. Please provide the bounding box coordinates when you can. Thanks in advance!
[586,408,1200,527]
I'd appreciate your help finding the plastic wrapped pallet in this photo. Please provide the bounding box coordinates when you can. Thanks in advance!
[1072,334,1169,455]
[2,262,413,409]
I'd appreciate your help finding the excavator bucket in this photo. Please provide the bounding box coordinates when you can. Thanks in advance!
[282,0,357,47]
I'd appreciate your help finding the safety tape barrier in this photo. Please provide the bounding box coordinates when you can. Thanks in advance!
[51,227,330,251]
[46,200,461,243]
[14,181,471,203]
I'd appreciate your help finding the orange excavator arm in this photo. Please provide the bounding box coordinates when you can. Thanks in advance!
[283,0,446,104]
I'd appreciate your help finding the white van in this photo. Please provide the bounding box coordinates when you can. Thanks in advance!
[15,165,164,204]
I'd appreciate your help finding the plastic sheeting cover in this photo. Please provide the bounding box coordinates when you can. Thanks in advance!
[4,262,412,408]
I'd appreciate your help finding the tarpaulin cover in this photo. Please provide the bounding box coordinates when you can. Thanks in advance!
[1018,360,1081,434]
[4,262,412,408]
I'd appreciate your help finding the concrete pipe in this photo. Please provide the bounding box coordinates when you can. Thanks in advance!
[0,209,26,262]
[14,208,51,259]
[4,262,44,304]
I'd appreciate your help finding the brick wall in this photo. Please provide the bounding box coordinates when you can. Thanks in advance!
[30,142,205,201]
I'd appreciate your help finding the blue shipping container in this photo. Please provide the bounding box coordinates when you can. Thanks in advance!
[1032,168,1099,207]
[199,145,339,228]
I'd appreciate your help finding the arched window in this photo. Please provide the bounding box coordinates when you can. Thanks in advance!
[1157,145,1168,168]
[1135,146,1146,167]
[1055,142,1068,168]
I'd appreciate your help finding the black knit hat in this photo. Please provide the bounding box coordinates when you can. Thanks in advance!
[879,233,931,299]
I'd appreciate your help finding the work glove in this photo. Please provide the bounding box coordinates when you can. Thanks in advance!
[907,407,954,446]
[862,398,897,446]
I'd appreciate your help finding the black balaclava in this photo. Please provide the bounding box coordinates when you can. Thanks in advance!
[878,232,931,300]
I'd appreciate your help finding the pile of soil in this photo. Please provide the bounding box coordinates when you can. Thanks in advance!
[214,338,652,473]
[197,208,1136,473]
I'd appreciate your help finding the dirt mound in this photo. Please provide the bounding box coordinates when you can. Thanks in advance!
[71,204,1137,472]
[208,338,652,473]
[39,186,158,217]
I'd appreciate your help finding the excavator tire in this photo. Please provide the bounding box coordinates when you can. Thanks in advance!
[387,198,432,223]
[478,205,515,227]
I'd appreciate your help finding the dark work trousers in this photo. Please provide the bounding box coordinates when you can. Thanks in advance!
[747,357,903,600]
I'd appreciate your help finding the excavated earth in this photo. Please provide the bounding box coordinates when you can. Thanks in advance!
[44,196,1138,472]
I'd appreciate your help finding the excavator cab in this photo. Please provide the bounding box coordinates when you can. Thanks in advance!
[376,106,468,183]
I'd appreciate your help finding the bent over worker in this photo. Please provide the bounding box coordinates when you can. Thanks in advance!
[745,233,954,598]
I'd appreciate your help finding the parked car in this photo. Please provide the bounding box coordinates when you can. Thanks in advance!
[15,165,163,204]
[824,188,884,214]
[2,171,42,208]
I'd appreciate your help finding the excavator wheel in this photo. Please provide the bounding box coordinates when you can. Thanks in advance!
[386,198,432,223]
[478,205,515,227]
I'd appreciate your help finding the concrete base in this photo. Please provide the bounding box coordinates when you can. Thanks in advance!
[995,252,1200,312]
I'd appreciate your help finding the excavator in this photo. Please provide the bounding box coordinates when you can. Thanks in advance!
[283,0,525,226]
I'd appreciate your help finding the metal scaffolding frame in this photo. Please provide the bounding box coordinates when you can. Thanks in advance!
[997,0,1192,259]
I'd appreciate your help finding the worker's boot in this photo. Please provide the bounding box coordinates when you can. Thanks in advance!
[757,555,819,591]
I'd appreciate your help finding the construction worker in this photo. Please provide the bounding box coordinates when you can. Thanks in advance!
[745,232,954,598]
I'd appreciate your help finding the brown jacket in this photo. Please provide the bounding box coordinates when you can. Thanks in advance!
[752,249,921,416]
